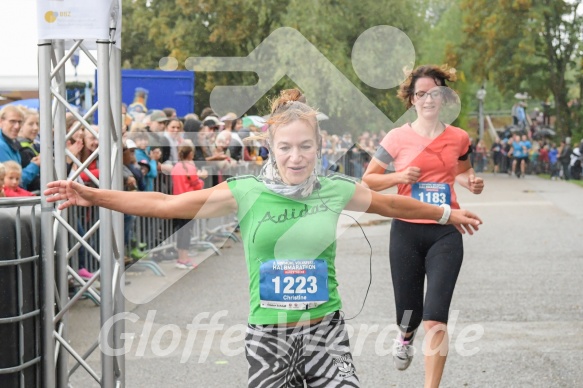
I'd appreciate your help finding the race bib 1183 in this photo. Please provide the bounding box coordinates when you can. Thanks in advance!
[411,182,451,205]
[259,259,329,310]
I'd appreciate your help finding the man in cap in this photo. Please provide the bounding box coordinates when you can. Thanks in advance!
[220,113,245,161]
[202,116,224,131]
[146,110,171,165]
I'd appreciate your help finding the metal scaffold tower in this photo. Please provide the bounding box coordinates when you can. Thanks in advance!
[38,1,125,387]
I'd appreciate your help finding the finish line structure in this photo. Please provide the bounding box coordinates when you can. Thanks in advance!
[38,1,124,387]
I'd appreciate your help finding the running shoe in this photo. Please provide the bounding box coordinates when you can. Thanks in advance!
[392,331,416,371]
[78,268,94,280]
[175,261,195,270]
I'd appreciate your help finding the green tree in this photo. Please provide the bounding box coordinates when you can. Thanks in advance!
[279,0,425,132]
[415,0,474,130]
[459,0,583,137]
[121,0,289,114]
[121,0,430,132]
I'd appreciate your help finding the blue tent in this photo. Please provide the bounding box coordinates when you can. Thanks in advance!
[4,99,40,110]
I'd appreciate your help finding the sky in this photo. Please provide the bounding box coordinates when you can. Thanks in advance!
[1,0,97,92]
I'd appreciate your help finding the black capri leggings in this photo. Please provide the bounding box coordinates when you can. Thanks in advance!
[389,219,463,332]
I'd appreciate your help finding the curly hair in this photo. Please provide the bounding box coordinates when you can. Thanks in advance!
[398,64,458,109]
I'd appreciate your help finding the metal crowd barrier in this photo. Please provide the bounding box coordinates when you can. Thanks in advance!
[68,159,265,277]
[0,197,42,388]
[324,148,371,179]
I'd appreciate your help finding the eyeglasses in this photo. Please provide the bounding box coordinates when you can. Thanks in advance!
[4,119,23,126]
[414,90,443,99]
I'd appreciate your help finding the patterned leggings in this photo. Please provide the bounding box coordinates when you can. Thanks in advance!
[245,311,360,388]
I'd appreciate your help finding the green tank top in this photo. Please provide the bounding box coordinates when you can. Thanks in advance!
[227,174,356,325]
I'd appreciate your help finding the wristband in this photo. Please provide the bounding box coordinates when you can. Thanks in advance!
[438,204,451,225]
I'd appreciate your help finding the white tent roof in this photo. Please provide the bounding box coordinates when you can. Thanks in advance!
[1,0,96,92]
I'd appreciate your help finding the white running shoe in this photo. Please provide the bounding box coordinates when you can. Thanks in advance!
[392,332,416,371]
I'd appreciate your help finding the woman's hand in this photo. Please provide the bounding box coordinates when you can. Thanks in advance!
[467,174,484,194]
[399,166,421,184]
[447,209,482,235]
[44,180,93,210]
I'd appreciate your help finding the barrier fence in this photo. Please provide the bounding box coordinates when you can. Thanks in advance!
[68,160,265,279]
[0,198,42,388]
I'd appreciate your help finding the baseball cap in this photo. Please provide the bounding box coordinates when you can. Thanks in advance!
[203,116,225,128]
[123,139,137,150]
[150,110,169,122]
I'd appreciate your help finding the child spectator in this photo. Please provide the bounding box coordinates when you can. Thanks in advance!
[132,130,159,191]
[171,140,207,269]
[122,139,147,260]
[136,159,150,191]
[3,161,35,197]
[0,163,5,197]
[79,125,100,187]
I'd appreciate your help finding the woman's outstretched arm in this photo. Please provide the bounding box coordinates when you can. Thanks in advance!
[44,180,237,220]
[346,183,482,235]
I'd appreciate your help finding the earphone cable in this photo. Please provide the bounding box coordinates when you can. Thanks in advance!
[316,175,373,322]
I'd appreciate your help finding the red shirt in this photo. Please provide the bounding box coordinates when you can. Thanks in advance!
[4,186,35,197]
[80,159,100,183]
[171,161,204,195]
[377,123,471,223]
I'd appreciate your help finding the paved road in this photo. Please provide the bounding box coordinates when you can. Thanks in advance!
[68,173,583,387]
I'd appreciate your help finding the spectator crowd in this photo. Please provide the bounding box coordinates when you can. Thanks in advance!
[1,100,581,272]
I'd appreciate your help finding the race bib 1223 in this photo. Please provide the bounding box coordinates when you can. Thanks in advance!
[259,259,329,310]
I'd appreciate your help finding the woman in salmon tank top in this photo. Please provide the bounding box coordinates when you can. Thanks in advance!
[362,64,485,387]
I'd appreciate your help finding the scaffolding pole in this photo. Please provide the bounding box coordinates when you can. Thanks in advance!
[38,38,55,388]
[39,4,124,387]
[110,42,126,387]
[53,39,71,388]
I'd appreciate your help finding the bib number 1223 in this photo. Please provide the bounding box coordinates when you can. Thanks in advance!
[272,275,318,294]
[259,259,329,310]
